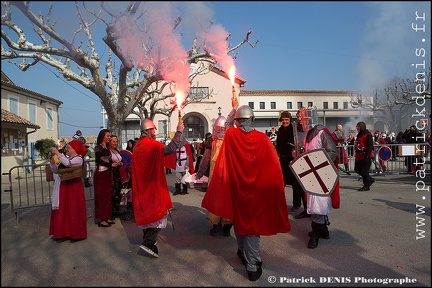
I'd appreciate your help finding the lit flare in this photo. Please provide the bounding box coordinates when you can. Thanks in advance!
[228,65,236,101]
[176,90,185,122]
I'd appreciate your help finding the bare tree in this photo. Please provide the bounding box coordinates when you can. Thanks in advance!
[1,1,258,137]
[350,67,431,132]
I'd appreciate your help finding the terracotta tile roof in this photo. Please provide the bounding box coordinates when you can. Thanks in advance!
[1,109,40,129]
[1,71,13,84]
[239,89,356,96]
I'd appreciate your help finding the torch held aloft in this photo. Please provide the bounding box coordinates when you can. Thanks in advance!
[232,85,236,101]
[178,109,182,122]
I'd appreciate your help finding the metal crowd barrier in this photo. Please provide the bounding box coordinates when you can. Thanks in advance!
[2,160,95,224]
[2,143,430,224]
[337,143,431,175]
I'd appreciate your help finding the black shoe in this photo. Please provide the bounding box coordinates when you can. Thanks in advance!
[222,224,232,237]
[340,169,351,175]
[140,244,159,258]
[358,186,370,191]
[308,231,330,239]
[70,238,85,243]
[174,184,181,195]
[247,262,263,281]
[308,233,319,249]
[294,211,311,219]
[237,249,247,266]
[181,185,188,195]
[54,237,67,243]
[210,225,219,234]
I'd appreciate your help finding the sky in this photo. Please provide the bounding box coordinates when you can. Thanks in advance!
[1,1,430,136]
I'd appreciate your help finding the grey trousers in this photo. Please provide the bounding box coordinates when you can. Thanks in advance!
[234,226,262,272]
[142,228,161,247]
[311,214,329,225]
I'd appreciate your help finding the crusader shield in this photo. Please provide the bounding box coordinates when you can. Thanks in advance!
[289,148,339,196]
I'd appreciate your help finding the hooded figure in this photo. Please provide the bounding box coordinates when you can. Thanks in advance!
[354,121,375,190]
[197,116,233,236]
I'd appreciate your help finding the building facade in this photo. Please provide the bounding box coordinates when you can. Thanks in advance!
[117,69,374,147]
[238,89,374,136]
[119,65,248,146]
[1,72,62,172]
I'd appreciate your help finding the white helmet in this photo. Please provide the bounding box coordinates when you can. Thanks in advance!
[213,116,227,140]
[214,115,227,127]
[141,119,156,131]
[234,105,254,119]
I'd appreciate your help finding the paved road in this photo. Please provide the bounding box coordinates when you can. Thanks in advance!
[1,172,430,287]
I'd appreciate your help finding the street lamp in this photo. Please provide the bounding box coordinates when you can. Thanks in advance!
[218,107,221,116]
[101,105,107,128]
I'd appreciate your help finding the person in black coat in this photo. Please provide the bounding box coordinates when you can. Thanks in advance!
[276,111,299,212]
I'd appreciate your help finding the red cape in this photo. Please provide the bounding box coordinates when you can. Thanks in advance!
[201,128,291,236]
[164,143,195,174]
[131,137,173,226]
[315,126,341,209]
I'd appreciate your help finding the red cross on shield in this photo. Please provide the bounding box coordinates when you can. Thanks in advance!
[176,148,186,167]
[289,148,339,196]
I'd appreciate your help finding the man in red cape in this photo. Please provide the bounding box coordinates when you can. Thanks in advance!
[132,119,187,258]
[201,102,290,281]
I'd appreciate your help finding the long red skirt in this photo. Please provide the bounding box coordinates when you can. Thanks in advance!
[94,169,112,222]
[49,178,87,240]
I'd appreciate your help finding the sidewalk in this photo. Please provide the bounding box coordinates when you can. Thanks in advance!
[1,172,430,287]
